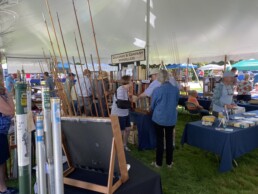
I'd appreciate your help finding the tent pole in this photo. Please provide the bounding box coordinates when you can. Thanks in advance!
[224,55,227,71]
[186,58,189,86]
[146,0,150,78]
[191,64,202,89]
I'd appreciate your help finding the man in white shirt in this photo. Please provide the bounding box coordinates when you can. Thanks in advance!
[76,69,92,115]
[138,69,179,98]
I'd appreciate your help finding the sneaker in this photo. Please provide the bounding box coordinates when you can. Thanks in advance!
[124,146,131,152]
[0,187,18,194]
[167,162,174,168]
[151,162,161,168]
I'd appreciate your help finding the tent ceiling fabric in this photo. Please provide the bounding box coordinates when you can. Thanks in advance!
[1,0,258,64]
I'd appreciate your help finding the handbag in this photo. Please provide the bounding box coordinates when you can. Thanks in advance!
[115,91,131,109]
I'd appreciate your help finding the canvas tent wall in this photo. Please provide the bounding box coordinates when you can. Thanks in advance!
[6,57,49,73]
[1,0,258,64]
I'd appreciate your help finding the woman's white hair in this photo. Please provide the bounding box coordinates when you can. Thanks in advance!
[157,70,169,84]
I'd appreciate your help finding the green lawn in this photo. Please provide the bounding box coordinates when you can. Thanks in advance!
[129,112,258,194]
[7,111,258,194]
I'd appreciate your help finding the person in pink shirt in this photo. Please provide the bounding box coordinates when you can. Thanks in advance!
[237,73,252,101]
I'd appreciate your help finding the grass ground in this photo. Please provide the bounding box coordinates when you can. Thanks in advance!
[7,109,258,194]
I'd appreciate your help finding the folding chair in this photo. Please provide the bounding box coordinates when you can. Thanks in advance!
[185,101,201,121]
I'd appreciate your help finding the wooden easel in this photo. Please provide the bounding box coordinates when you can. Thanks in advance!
[62,116,129,194]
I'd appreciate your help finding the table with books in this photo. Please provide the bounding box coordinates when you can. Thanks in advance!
[181,111,258,172]
[237,100,258,112]
[130,111,156,150]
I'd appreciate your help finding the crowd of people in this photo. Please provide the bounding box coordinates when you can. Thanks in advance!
[111,69,179,168]
[65,69,178,158]
[1,66,258,191]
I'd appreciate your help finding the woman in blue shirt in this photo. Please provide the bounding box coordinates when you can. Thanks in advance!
[151,70,179,168]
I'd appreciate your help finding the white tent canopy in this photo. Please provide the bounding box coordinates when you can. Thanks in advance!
[198,64,224,71]
[1,0,258,65]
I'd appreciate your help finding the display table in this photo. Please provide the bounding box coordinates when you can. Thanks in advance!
[64,154,162,194]
[237,103,258,112]
[178,96,212,110]
[130,111,156,150]
[181,110,258,172]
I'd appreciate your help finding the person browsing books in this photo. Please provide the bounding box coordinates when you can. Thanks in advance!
[137,69,178,99]
[212,72,236,117]
[111,75,132,151]
[150,70,179,168]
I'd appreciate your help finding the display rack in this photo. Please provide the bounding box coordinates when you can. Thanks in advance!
[61,116,129,194]
[203,76,221,96]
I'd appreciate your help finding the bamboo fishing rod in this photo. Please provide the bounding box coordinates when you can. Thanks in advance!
[72,0,101,117]
[56,12,70,70]
[86,0,110,116]
[72,56,87,116]
[43,15,70,116]
[43,18,67,115]
[88,55,104,117]
[90,54,110,117]
[42,49,59,89]
[73,34,87,115]
[44,0,66,74]
[38,60,44,73]
[56,12,78,116]
[74,34,91,116]
[43,0,73,116]
[86,0,101,71]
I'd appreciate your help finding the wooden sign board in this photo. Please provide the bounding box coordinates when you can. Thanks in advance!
[111,49,145,64]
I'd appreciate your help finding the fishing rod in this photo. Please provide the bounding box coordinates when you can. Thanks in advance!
[56,12,78,116]
[42,14,70,116]
[43,0,73,116]
[72,0,100,116]
[86,0,110,116]
[74,33,91,116]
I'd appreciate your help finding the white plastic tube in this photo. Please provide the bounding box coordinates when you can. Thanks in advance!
[42,86,55,194]
[51,98,64,194]
[36,115,47,194]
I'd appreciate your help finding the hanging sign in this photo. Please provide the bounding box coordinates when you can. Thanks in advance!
[111,49,145,64]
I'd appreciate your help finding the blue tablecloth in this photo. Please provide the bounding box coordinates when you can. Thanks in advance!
[237,103,258,112]
[181,111,258,172]
[130,111,156,150]
[178,96,212,110]
[181,110,258,172]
